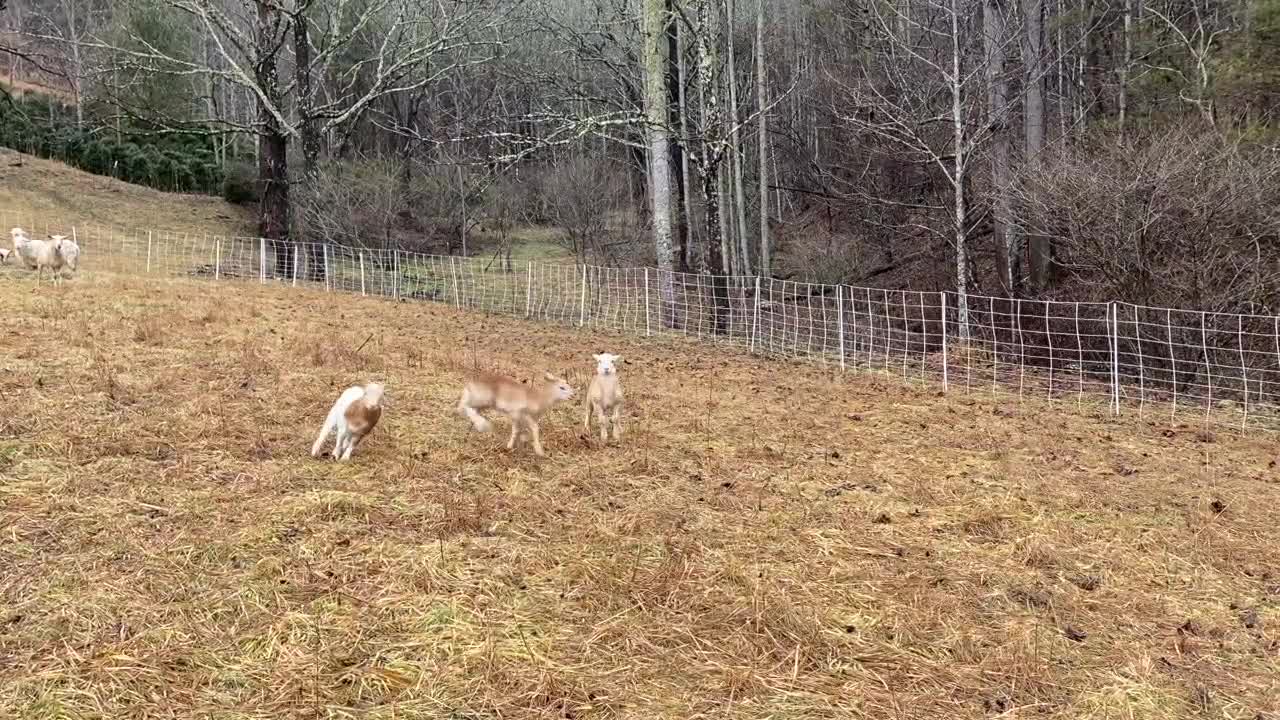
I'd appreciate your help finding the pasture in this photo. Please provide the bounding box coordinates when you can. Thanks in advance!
[1,269,1278,719]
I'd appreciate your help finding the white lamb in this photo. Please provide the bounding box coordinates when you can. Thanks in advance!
[10,228,35,269]
[583,352,624,443]
[51,234,80,278]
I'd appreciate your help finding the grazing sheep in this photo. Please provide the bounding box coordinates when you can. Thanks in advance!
[583,352,624,443]
[311,382,386,461]
[458,371,575,456]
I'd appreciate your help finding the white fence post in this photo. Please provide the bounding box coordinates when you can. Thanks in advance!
[1110,302,1120,415]
[941,292,949,392]
[525,261,533,318]
[578,265,588,327]
[751,277,762,353]
[393,250,399,299]
[450,257,461,308]
[359,252,366,296]
[644,268,652,337]
[837,285,845,370]
[146,230,153,273]
[259,238,266,283]
[214,238,221,281]
[323,245,331,291]
[292,244,299,287]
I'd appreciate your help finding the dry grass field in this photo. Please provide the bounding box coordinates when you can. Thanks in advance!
[1,266,1278,720]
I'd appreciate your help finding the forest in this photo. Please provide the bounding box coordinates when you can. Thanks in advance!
[1,0,1278,319]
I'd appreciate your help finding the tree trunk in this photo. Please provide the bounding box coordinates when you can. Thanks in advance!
[293,6,319,281]
[257,1,290,276]
[1023,0,1050,290]
[725,0,751,274]
[756,0,771,277]
[696,0,730,332]
[676,16,697,272]
[984,0,1018,295]
[950,0,970,336]
[667,0,692,272]
[642,0,678,326]
[1118,0,1132,140]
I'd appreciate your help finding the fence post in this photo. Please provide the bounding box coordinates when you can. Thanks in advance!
[941,292,949,392]
[359,252,366,296]
[450,257,461,308]
[146,230,153,273]
[837,285,845,370]
[393,250,399,299]
[578,265,588,327]
[259,238,266,283]
[292,244,299,287]
[323,245,331,292]
[524,261,534,318]
[644,268,652,337]
[215,238,221,281]
[1110,302,1120,415]
[751,276,762,354]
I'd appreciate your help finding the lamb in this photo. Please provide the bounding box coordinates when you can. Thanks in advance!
[582,352,624,443]
[457,370,575,456]
[310,382,386,461]
[51,234,79,278]
[0,247,9,264]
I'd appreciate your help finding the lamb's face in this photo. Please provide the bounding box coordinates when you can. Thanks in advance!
[363,382,386,406]
[592,352,622,376]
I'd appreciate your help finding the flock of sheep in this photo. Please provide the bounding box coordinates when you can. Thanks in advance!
[311,353,625,461]
[5,227,80,284]
[4,223,617,461]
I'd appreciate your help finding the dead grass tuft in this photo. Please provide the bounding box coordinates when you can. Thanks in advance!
[1,272,1278,719]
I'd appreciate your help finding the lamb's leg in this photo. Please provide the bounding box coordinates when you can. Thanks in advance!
[595,405,608,443]
[529,417,545,457]
[332,427,349,460]
[582,399,593,432]
[458,389,492,431]
[506,414,522,451]
[610,403,623,442]
[310,416,335,457]
[340,432,361,461]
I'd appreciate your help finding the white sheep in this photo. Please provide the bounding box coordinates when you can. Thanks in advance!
[17,237,66,285]
[51,234,80,279]
[457,370,576,456]
[583,352,624,443]
[10,228,36,269]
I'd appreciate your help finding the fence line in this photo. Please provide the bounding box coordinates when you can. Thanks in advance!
[6,213,1279,432]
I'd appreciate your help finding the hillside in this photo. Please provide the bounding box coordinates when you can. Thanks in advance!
[0,148,254,237]
[1,269,1277,718]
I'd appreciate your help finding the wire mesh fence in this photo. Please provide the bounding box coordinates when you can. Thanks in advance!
[6,212,1279,432]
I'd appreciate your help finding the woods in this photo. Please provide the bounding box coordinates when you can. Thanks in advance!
[1,0,1277,318]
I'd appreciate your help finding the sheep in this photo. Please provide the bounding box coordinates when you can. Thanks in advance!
[51,234,80,278]
[0,247,9,264]
[15,237,64,285]
[311,382,386,461]
[11,228,36,270]
[582,352,624,443]
[457,370,575,456]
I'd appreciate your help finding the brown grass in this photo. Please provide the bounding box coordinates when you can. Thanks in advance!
[0,148,255,237]
[1,270,1278,719]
